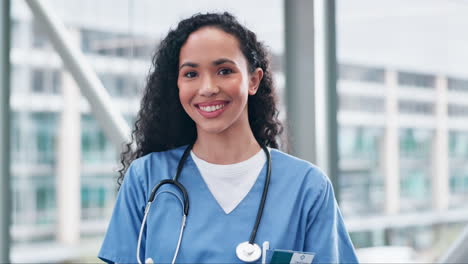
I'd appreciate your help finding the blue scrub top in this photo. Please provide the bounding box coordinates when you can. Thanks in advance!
[98,145,359,263]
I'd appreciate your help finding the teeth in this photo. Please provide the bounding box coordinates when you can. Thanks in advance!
[200,104,225,112]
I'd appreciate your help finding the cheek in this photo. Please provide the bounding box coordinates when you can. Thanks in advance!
[177,82,190,105]
[178,90,193,118]
[226,77,249,98]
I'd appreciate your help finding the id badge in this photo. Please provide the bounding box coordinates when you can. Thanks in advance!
[266,249,315,264]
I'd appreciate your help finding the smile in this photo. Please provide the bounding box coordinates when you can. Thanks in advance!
[195,101,229,118]
[199,104,225,112]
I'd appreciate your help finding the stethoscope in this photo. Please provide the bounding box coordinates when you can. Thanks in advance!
[136,143,271,264]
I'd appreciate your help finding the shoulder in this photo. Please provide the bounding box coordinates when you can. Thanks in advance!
[132,145,187,169]
[269,148,331,195]
[270,148,329,182]
[125,145,189,185]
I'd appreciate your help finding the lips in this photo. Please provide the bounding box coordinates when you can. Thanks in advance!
[195,100,229,118]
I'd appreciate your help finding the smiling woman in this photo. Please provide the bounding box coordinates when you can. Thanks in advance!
[177,26,264,158]
[98,12,358,264]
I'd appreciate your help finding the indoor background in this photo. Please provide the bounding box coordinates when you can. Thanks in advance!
[1,0,467,263]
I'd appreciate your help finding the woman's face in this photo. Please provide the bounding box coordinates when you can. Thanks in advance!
[177,27,263,136]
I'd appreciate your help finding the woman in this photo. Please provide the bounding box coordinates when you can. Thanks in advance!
[99,12,358,264]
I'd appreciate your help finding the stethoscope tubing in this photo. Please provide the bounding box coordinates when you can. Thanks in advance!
[148,179,189,216]
[249,145,271,244]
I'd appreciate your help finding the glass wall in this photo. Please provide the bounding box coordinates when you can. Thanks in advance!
[10,111,58,242]
[81,174,116,221]
[337,0,468,261]
[81,114,116,164]
[11,112,58,166]
[449,131,468,208]
[339,126,384,216]
[399,128,433,212]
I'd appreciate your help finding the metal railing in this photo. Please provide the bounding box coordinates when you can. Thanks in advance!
[24,0,131,148]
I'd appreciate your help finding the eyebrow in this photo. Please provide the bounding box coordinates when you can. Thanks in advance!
[179,58,237,70]
[213,58,236,66]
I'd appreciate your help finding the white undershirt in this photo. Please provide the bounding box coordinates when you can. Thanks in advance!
[190,148,267,214]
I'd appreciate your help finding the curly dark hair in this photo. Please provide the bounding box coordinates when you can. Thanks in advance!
[118,12,283,186]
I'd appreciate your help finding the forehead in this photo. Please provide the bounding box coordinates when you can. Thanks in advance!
[179,27,245,64]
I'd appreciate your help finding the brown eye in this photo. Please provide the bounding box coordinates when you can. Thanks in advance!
[218,68,233,75]
[184,71,198,78]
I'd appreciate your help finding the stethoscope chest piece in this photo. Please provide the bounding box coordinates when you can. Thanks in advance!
[236,241,262,262]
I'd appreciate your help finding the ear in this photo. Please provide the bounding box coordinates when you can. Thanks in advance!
[248,68,264,95]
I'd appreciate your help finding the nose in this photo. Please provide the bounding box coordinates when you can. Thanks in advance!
[198,75,219,97]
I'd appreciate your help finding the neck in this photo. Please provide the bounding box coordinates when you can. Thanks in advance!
[193,125,261,165]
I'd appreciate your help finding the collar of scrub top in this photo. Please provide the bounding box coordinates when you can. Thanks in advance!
[139,143,272,263]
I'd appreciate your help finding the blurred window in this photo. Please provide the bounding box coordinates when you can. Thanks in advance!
[80,28,154,59]
[448,77,468,93]
[450,171,468,194]
[399,128,432,211]
[398,100,434,115]
[392,226,434,251]
[349,231,384,248]
[31,69,44,92]
[339,95,385,112]
[35,177,56,225]
[398,71,435,89]
[339,64,385,83]
[81,114,115,164]
[133,44,154,59]
[449,131,468,158]
[81,174,116,221]
[400,128,432,159]
[31,21,50,49]
[448,131,468,208]
[81,186,107,211]
[31,68,61,94]
[31,112,57,165]
[98,73,141,97]
[448,104,468,117]
[339,126,384,216]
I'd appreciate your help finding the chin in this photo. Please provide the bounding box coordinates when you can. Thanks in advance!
[197,123,229,135]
